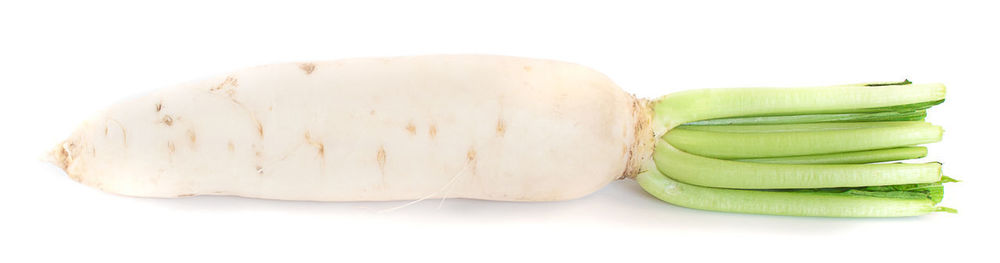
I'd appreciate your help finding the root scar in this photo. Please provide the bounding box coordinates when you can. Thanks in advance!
[211,76,238,91]
[377,145,387,185]
[299,63,317,74]
[304,131,325,158]
[376,146,386,169]
[496,118,506,137]
[187,129,197,144]
[466,149,477,162]
[405,122,416,135]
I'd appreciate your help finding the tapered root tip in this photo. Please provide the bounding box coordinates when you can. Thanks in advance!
[41,141,71,171]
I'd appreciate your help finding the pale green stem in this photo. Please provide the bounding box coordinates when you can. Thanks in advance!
[639,82,951,217]
[636,164,947,217]
[682,110,927,126]
[652,83,946,135]
[664,122,942,159]
[735,147,928,164]
[653,141,942,189]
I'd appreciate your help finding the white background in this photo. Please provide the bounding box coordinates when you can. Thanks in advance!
[1,0,997,262]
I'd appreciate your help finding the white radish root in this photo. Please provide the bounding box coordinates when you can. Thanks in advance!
[48,55,655,201]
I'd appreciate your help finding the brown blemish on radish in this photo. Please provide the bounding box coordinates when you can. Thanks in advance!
[177,193,195,197]
[376,146,386,170]
[161,115,174,126]
[104,126,109,136]
[496,118,506,137]
[375,145,388,186]
[304,131,325,158]
[227,141,235,152]
[256,121,264,137]
[466,148,479,177]
[256,165,264,174]
[211,76,239,91]
[299,63,317,74]
[523,65,532,72]
[168,141,176,153]
[428,125,437,138]
[155,102,162,112]
[405,122,416,135]
[187,129,197,144]
[467,149,477,161]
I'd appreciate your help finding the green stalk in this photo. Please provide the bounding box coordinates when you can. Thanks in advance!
[675,121,931,133]
[664,122,942,159]
[735,147,928,164]
[653,141,942,189]
[636,163,953,217]
[651,83,945,135]
[639,81,951,217]
[682,108,932,126]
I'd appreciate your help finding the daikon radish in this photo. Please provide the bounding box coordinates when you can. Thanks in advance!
[48,55,953,217]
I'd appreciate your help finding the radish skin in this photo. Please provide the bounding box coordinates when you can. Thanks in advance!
[49,55,655,201]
